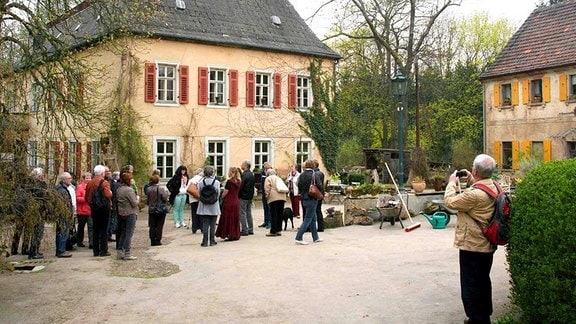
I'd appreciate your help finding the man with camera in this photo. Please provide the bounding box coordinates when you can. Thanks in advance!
[443,154,498,324]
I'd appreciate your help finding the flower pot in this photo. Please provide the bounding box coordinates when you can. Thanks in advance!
[412,181,426,193]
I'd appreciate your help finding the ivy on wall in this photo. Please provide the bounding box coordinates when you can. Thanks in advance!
[299,59,341,175]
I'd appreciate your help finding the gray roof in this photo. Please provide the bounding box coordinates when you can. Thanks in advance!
[48,0,340,60]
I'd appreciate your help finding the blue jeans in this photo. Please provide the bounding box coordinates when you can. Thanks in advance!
[119,214,137,254]
[295,199,319,242]
[262,195,271,226]
[55,220,70,256]
[239,199,253,234]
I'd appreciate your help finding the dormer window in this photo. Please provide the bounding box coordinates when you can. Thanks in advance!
[176,0,185,10]
[74,23,82,31]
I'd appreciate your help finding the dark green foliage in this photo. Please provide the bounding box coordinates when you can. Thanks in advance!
[347,172,364,184]
[507,159,576,323]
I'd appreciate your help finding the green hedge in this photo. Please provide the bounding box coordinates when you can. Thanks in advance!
[508,159,576,323]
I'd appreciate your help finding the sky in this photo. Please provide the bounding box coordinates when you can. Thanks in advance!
[289,0,538,38]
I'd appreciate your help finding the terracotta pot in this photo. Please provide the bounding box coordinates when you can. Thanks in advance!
[412,181,426,193]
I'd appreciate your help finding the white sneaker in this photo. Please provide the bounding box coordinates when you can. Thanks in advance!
[295,240,309,245]
[182,223,187,228]
[175,224,181,228]
[314,238,324,243]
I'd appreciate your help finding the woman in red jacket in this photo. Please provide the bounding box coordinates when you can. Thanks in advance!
[75,172,93,248]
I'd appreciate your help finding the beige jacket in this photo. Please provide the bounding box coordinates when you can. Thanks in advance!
[444,178,497,253]
[264,175,287,203]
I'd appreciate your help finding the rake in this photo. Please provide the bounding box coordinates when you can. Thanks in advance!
[384,162,421,232]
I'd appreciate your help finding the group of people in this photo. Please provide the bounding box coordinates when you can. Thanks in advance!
[160,159,327,247]
[10,164,140,261]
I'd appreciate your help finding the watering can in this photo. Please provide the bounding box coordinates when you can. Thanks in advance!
[423,211,449,229]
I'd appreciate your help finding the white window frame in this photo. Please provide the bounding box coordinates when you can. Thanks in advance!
[156,62,179,106]
[205,137,229,177]
[30,82,42,113]
[252,138,274,170]
[68,141,77,177]
[208,67,228,108]
[295,137,313,167]
[27,140,39,168]
[255,71,272,109]
[297,75,312,110]
[153,136,180,180]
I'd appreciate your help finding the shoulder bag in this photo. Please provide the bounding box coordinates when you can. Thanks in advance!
[308,171,324,200]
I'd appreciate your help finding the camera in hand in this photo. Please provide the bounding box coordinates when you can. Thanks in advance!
[456,170,467,177]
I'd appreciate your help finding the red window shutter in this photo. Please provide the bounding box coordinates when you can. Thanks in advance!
[179,65,189,104]
[63,142,69,171]
[55,141,61,173]
[273,73,282,109]
[75,142,82,179]
[229,69,238,106]
[45,141,50,173]
[144,63,156,103]
[198,67,208,105]
[86,141,92,170]
[246,71,255,107]
[288,74,297,109]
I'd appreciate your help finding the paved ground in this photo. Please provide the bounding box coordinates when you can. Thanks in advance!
[0,202,511,323]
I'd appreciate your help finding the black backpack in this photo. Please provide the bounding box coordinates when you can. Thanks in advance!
[199,178,219,205]
[474,182,512,245]
[91,179,111,211]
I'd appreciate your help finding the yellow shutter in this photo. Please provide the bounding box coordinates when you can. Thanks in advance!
[494,141,502,167]
[493,83,500,107]
[543,76,551,103]
[543,139,552,161]
[512,140,520,170]
[559,74,567,101]
[522,79,530,104]
[523,140,531,158]
[511,81,519,105]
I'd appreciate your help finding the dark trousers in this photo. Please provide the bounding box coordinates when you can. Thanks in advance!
[148,212,166,245]
[316,199,324,231]
[190,202,202,233]
[92,210,110,256]
[76,214,93,246]
[118,214,136,254]
[200,215,217,245]
[459,249,494,323]
[116,215,126,250]
[269,200,285,234]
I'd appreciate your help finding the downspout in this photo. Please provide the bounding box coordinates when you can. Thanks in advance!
[482,83,487,154]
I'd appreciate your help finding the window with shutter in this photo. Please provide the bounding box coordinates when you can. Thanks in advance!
[246,71,255,107]
[229,69,238,106]
[255,72,271,108]
[157,64,177,104]
[273,73,282,108]
[297,76,312,109]
[209,68,227,106]
[288,74,296,109]
[198,67,208,105]
[144,63,156,103]
[179,65,189,104]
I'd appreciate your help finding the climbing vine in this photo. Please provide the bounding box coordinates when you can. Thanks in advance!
[299,59,341,174]
[108,51,150,185]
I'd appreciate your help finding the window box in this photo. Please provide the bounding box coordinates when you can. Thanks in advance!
[503,98,512,106]
[532,96,542,103]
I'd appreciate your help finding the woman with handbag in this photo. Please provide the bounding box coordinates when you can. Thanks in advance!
[146,175,168,246]
[264,169,287,237]
[294,159,323,245]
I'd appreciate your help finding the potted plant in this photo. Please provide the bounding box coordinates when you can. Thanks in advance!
[431,175,445,191]
[503,97,512,106]
[411,176,426,193]
[532,96,542,103]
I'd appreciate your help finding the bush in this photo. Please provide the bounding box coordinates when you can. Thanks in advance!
[508,159,576,323]
[347,172,364,184]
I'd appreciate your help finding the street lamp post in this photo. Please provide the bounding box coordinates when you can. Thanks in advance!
[391,68,407,192]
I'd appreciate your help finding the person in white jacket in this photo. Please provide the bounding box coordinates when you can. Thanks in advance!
[287,164,301,218]
[187,168,204,233]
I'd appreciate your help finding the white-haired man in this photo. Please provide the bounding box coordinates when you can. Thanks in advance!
[55,172,74,257]
[85,165,113,257]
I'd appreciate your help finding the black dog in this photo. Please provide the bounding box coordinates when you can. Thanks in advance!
[283,207,294,230]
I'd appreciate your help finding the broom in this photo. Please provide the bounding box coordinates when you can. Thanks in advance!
[384,162,421,232]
